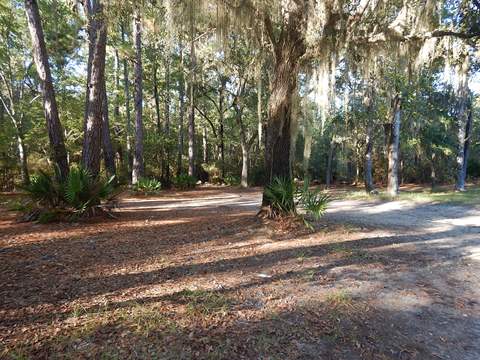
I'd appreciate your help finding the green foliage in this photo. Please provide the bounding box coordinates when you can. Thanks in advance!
[20,166,116,222]
[22,171,62,207]
[296,178,330,220]
[264,176,330,226]
[202,163,222,184]
[264,177,297,217]
[178,289,232,316]
[173,174,197,190]
[64,167,115,214]
[37,210,60,224]
[224,174,240,186]
[249,165,266,186]
[132,178,162,194]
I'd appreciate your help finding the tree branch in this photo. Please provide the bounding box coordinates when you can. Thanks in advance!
[194,105,218,138]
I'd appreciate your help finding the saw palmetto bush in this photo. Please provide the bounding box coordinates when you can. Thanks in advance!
[264,177,297,217]
[173,174,197,190]
[23,170,63,208]
[264,176,330,227]
[64,167,115,214]
[132,177,162,195]
[296,177,330,220]
[21,166,116,222]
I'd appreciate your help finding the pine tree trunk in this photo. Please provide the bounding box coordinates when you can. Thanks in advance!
[16,129,29,185]
[153,61,163,176]
[387,94,402,196]
[132,8,144,184]
[121,25,132,179]
[102,82,116,178]
[202,126,208,164]
[81,1,107,178]
[187,9,196,177]
[241,142,249,188]
[455,53,470,192]
[153,63,161,134]
[177,43,185,176]
[364,124,375,192]
[363,82,375,192]
[219,76,226,179]
[325,137,336,188]
[430,152,436,190]
[462,104,472,184]
[163,56,171,186]
[114,49,120,121]
[24,0,68,180]
[235,103,249,188]
[1,92,30,185]
[256,64,263,148]
[303,118,312,178]
[11,114,29,185]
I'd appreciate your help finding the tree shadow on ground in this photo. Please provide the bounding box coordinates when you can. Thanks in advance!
[1,190,480,359]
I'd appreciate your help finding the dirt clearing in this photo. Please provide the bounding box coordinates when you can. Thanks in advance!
[1,188,479,359]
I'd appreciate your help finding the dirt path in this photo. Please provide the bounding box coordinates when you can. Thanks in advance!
[1,188,479,359]
[324,199,480,360]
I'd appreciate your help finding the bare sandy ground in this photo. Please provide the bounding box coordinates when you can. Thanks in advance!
[121,189,480,359]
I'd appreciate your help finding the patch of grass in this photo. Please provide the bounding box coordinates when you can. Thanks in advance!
[341,186,480,205]
[296,249,311,261]
[3,350,29,360]
[128,303,173,336]
[303,269,317,281]
[325,290,352,308]
[330,244,354,256]
[178,289,232,316]
[68,302,111,321]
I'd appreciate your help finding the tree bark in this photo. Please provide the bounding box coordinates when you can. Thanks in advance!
[364,86,375,193]
[430,152,436,190]
[202,126,208,164]
[325,136,336,188]
[455,53,470,191]
[0,76,30,185]
[177,43,185,176]
[187,7,196,177]
[132,7,144,184]
[102,82,116,178]
[387,94,402,196]
[153,62,161,134]
[364,124,374,192]
[81,0,107,178]
[163,55,171,186]
[303,117,312,178]
[24,0,68,180]
[219,76,226,179]
[113,49,120,121]
[241,141,249,188]
[153,61,163,176]
[234,100,249,188]
[462,103,473,185]
[261,10,306,206]
[121,25,132,179]
[256,63,263,148]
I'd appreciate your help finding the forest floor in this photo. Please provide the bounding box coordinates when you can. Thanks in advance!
[1,186,480,359]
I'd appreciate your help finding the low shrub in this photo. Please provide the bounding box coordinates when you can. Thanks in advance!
[132,178,162,195]
[264,177,296,217]
[296,177,330,220]
[264,176,330,227]
[224,174,240,186]
[20,166,116,222]
[173,174,197,190]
